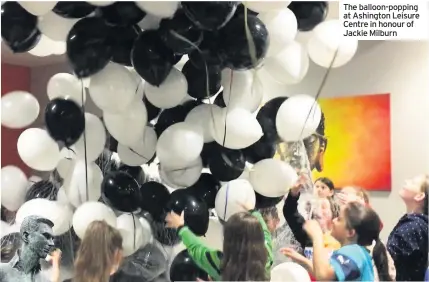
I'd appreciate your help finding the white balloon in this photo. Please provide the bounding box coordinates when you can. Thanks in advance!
[74,113,106,161]
[28,34,66,57]
[209,107,263,150]
[215,179,256,221]
[72,202,117,239]
[262,41,309,85]
[18,128,60,171]
[144,68,188,109]
[117,126,157,166]
[307,20,359,68]
[89,63,137,113]
[117,214,149,257]
[137,14,162,30]
[136,1,179,18]
[250,159,298,197]
[1,166,28,211]
[56,187,69,205]
[38,11,78,42]
[18,1,57,16]
[258,9,297,57]
[47,73,85,106]
[271,262,311,282]
[185,104,220,143]
[128,68,145,101]
[1,91,40,129]
[138,216,153,244]
[103,100,148,146]
[63,161,103,208]
[56,148,76,179]
[276,94,322,142]
[157,122,204,169]
[87,1,114,6]
[243,1,291,13]
[16,199,73,236]
[160,157,202,188]
[221,69,263,113]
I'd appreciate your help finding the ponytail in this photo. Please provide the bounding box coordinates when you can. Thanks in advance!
[372,238,392,281]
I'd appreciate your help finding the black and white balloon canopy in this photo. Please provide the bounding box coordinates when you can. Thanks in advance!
[1,0,359,269]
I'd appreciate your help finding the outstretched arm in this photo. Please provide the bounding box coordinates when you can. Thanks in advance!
[251,210,274,268]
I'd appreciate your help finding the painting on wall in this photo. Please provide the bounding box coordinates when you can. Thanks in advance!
[275,93,391,191]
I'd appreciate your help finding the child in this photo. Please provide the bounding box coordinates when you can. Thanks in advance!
[313,177,335,198]
[165,207,273,281]
[258,206,280,234]
[387,174,429,281]
[304,202,392,281]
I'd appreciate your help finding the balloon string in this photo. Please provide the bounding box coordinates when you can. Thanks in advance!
[298,47,339,141]
[223,183,230,221]
[81,80,89,201]
[131,213,136,251]
[222,71,234,147]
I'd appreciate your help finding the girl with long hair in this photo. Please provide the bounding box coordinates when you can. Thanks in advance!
[165,207,273,281]
[304,202,391,281]
[387,174,428,281]
[73,221,123,282]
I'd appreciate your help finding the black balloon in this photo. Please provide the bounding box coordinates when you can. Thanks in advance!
[288,1,328,32]
[208,145,245,182]
[143,96,161,122]
[213,91,226,108]
[242,137,276,164]
[187,173,221,209]
[154,100,201,137]
[159,10,203,55]
[45,98,85,146]
[98,2,146,26]
[255,192,283,209]
[188,31,224,69]
[131,30,175,86]
[166,191,209,236]
[53,1,95,18]
[170,250,209,281]
[257,96,288,143]
[110,25,141,66]
[25,180,57,202]
[181,1,238,31]
[118,164,145,184]
[102,171,142,212]
[1,2,41,53]
[67,17,112,78]
[220,15,269,70]
[182,61,221,100]
[140,181,171,221]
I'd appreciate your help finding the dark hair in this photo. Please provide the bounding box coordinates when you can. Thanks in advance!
[327,197,340,218]
[1,232,20,263]
[258,206,279,222]
[344,202,391,281]
[314,177,335,191]
[221,212,268,281]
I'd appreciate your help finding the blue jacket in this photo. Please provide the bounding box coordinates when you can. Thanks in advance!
[387,213,428,281]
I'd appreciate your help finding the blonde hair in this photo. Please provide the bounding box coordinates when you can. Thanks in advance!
[73,221,123,282]
[341,186,370,204]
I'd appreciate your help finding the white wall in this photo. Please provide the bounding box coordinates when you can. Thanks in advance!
[30,40,429,240]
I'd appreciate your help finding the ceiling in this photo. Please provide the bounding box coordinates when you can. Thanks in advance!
[1,1,340,67]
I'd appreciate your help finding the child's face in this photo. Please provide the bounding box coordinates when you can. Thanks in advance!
[337,187,365,207]
[311,198,333,231]
[331,206,350,243]
[399,175,426,205]
[265,215,280,234]
[314,180,333,198]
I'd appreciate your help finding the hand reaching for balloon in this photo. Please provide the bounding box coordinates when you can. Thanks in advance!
[47,249,62,282]
[336,192,365,206]
[303,220,323,240]
[165,211,185,229]
[280,247,309,265]
[290,172,308,196]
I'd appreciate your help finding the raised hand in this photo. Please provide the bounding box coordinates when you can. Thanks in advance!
[165,211,185,229]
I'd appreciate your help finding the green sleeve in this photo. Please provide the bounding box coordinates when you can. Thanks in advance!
[178,226,222,281]
[252,211,274,270]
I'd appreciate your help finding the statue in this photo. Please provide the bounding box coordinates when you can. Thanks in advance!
[0,215,56,282]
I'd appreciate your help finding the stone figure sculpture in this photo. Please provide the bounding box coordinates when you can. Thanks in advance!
[0,215,55,282]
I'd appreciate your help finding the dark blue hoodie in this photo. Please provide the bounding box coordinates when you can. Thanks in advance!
[387,213,428,281]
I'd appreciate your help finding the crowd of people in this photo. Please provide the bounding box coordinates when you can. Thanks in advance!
[1,174,428,282]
